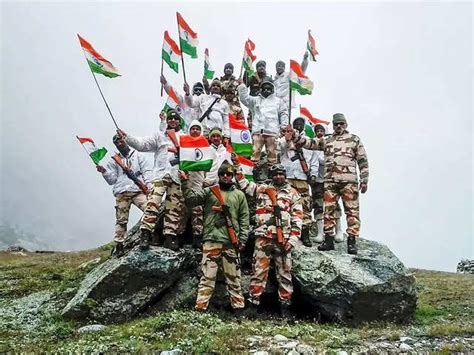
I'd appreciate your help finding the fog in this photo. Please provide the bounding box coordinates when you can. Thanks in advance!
[1,1,472,271]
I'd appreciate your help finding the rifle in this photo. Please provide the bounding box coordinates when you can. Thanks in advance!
[210,185,239,247]
[290,148,311,181]
[264,187,285,247]
[198,97,221,123]
[166,129,180,166]
[111,153,148,194]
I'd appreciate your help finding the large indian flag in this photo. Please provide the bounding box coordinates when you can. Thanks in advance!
[226,145,254,181]
[162,31,181,73]
[76,136,107,164]
[177,12,198,58]
[307,30,319,61]
[290,60,313,95]
[179,135,215,171]
[242,38,256,76]
[78,34,120,78]
[229,113,252,157]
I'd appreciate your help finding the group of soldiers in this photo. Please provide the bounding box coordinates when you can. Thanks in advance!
[96,55,369,316]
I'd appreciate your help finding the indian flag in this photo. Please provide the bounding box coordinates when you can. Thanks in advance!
[76,136,107,164]
[179,135,215,171]
[307,30,319,61]
[226,145,254,181]
[300,107,329,125]
[163,86,185,129]
[177,12,198,58]
[162,31,181,73]
[204,48,214,80]
[229,113,252,157]
[77,34,120,78]
[242,38,256,76]
[290,60,313,95]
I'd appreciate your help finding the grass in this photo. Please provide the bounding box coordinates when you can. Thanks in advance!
[0,252,473,352]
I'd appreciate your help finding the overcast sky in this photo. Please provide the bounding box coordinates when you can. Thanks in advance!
[1,1,472,271]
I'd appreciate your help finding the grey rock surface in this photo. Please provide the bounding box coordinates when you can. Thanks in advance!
[292,237,417,323]
[77,324,106,333]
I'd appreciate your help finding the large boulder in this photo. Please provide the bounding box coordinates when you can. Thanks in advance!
[63,227,416,324]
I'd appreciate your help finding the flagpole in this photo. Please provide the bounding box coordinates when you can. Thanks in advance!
[176,12,187,84]
[76,136,98,166]
[80,49,119,130]
[160,57,164,97]
[288,70,292,125]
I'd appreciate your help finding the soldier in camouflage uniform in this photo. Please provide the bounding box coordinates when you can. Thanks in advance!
[233,156,303,316]
[117,109,187,251]
[220,63,245,122]
[181,163,249,312]
[96,134,152,255]
[292,113,369,254]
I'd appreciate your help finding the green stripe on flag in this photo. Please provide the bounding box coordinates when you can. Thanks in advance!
[180,39,197,58]
[243,59,255,76]
[232,143,253,158]
[204,65,214,80]
[89,147,107,164]
[245,174,254,182]
[87,60,120,78]
[290,81,312,95]
[179,159,213,171]
[162,49,179,73]
[304,125,315,138]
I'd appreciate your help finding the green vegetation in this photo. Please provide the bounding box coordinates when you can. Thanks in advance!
[0,252,472,352]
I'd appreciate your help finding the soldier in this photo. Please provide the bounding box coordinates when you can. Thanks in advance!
[279,117,318,247]
[184,79,230,139]
[292,113,369,254]
[311,123,344,243]
[203,127,230,187]
[187,120,206,246]
[233,156,303,317]
[238,78,288,170]
[219,63,245,122]
[116,109,187,251]
[181,163,249,313]
[273,54,309,109]
[96,134,152,255]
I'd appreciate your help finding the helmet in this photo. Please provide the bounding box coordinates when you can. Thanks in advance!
[218,162,235,176]
[269,164,286,177]
[166,108,181,121]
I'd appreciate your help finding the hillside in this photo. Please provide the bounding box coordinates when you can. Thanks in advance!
[0,248,472,353]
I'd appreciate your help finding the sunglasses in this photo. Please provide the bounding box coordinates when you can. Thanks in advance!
[167,117,180,121]
[334,122,345,126]
[219,172,234,177]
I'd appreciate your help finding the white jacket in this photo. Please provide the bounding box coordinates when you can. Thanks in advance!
[315,150,325,183]
[125,129,185,184]
[185,93,230,137]
[102,150,152,195]
[160,83,201,132]
[238,83,288,136]
[204,143,230,186]
[278,137,318,181]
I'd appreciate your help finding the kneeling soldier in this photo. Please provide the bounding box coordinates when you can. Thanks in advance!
[181,163,249,313]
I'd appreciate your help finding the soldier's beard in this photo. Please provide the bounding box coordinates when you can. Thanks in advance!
[219,181,234,190]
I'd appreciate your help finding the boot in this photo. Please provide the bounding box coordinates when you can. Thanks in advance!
[314,219,324,243]
[164,234,179,251]
[114,242,125,257]
[347,235,357,255]
[245,301,260,319]
[318,234,335,251]
[301,226,312,247]
[139,230,151,251]
[280,303,293,320]
[334,217,345,243]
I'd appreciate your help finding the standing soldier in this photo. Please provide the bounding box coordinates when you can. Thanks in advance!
[203,127,230,187]
[292,113,369,254]
[279,117,318,247]
[243,60,272,130]
[116,109,187,251]
[181,163,249,313]
[237,78,288,171]
[233,155,303,317]
[96,134,152,255]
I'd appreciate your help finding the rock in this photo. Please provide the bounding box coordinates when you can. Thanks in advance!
[336,351,349,355]
[286,350,299,355]
[400,336,414,344]
[399,343,413,351]
[78,257,102,270]
[6,245,29,252]
[296,344,315,354]
[62,245,200,323]
[456,259,474,274]
[160,350,182,355]
[281,341,298,349]
[253,352,269,355]
[77,324,106,333]
[273,334,288,342]
[378,342,392,349]
[292,237,417,323]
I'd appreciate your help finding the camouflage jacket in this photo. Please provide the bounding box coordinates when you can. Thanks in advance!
[299,131,369,184]
[236,171,303,246]
[182,182,250,245]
